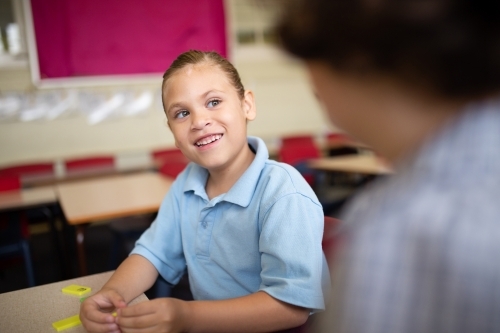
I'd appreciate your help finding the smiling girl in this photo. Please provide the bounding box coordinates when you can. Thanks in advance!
[80,50,329,333]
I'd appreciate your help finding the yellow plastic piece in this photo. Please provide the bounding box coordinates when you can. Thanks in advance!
[61,284,91,296]
[52,314,81,331]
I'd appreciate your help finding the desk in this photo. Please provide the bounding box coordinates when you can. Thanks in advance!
[56,172,172,276]
[308,155,393,175]
[0,186,57,211]
[0,271,147,333]
[323,137,370,151]
[21,165,156,188]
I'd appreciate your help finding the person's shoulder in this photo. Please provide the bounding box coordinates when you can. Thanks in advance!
[345,173,500,243]
[258,159,319,201]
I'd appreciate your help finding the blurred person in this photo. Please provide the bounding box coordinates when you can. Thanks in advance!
[278,1,500,332]
[80,50,329,333]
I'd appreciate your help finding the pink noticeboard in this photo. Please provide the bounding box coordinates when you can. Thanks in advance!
[29,0,227,80]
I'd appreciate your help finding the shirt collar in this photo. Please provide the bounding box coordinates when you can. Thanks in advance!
[182,136,268,206]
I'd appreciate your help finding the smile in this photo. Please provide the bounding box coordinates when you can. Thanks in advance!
[195,134,223,147]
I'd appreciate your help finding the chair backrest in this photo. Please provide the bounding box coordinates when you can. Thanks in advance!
[152,148,187,164]
[278,138,321,186]
[64,156,115,173]
[278,143,321,166]
[0,174,21,192]
[323,216,342,261]
[158,160,189,179]
[281,135,317,147]
[0,162,54,178]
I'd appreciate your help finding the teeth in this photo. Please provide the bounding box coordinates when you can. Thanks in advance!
[196,134,222,147]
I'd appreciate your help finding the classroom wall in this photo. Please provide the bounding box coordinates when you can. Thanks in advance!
[0,9,336,168]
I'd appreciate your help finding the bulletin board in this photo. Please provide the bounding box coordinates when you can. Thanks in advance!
[23,0,227,88]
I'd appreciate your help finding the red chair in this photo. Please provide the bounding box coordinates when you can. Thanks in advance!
[64,156,115,174]
[153,148,189,179]
[325,132,359,157]
[152,148,187,163]
[0,174,35,287]
[0,173,21,192]
[281,135,317,147]
[158,160,189,179]
[0,162,54,178]
[278,136,321,186]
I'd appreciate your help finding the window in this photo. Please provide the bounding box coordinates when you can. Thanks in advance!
[0,0,28,68]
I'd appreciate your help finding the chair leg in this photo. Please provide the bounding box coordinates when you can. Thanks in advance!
[20,239,35,287]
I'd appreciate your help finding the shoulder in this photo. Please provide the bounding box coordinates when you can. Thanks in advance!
[343,172,500,256]
[257,159,321,206]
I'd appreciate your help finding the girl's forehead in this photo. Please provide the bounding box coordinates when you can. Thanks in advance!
[164,63,232,91]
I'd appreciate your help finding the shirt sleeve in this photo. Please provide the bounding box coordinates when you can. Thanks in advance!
[130,179,186,285]
[258,192,329,312]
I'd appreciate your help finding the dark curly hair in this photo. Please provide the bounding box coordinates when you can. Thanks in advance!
[277,0,500,98]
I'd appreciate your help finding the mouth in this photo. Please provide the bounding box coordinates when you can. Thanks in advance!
[194,134,223,147]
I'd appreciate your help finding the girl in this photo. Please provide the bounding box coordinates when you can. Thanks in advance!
[80,50,329,333]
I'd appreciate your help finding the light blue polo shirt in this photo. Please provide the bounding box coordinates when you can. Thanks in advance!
[131,136,329,311]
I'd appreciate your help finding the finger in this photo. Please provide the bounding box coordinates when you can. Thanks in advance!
[118,302,155,318]
[81,303,117,324]
[80,317,121,333]
[117,312,158,330]
[103,289,128,310]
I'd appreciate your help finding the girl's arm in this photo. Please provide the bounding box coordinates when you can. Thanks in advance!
[116,290,309,332]
[186,291,309,332]
[80,254,159,333]
[100,254,159,302]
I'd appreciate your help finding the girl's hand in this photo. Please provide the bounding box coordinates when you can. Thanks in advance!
[80,288,127,333]
[116,298,191,333]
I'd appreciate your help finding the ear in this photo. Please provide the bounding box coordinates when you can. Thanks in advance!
[242,90,257,121]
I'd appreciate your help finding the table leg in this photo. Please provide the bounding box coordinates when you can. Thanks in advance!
[75,225,88,276]
[46,205,69,279]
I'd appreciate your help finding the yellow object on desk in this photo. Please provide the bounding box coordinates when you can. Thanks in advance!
[62,284,91,296]
[52,314,81,331]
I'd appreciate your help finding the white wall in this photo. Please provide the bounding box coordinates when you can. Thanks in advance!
[0,52,338,167]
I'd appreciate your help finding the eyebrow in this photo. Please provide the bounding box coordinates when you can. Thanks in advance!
[166,103,183,115]
[166,89,225,114]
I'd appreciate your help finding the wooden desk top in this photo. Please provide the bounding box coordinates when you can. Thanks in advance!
[56,172,172,225]
[0,186,57,211]
[308,155,393,175]
[21,165,156,188]
[322,137,370,151]
[0,271,147,333]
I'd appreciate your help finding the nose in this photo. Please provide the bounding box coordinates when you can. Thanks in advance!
[190,109,211,130]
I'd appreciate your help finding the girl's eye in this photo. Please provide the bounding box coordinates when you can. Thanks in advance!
[207,99,221,108]
[175,110,189,119]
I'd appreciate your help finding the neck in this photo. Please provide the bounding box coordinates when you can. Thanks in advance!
[205,144,255,199]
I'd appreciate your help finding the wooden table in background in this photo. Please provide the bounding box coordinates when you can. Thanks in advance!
[56,172,173,276]
[0,185,57,211]
[308,155,393,175]
[0,271,148,333]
